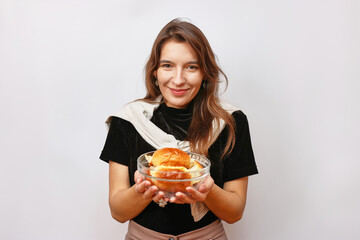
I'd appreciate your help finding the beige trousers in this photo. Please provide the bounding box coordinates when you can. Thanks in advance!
[125,219,228,240]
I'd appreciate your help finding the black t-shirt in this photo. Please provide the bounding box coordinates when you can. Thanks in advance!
[100,102,258,235]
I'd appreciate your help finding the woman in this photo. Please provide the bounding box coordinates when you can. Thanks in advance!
[100,18,258,240]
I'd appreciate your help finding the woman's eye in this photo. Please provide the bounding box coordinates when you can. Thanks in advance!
[187,65,199,70]
[162,64,172,68]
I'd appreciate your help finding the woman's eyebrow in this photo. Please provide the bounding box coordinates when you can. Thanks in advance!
[159,60,199,64]
[187,61,199,64]
[159,60,173,63]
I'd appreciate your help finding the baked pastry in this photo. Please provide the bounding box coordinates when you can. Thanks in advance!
[150,147,192,168]
[146,148,204,192]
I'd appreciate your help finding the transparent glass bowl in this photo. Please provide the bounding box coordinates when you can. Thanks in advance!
[137,151,211,198]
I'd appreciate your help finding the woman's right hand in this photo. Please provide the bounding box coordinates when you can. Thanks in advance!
[134,170,167,204]
[109,163,169,222]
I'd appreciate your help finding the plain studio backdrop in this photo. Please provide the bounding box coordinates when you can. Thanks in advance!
[1,0,359,239]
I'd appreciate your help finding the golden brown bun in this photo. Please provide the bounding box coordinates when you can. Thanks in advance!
[148,148,205,191]
[151,148,192,168]
[190,160,203,171]
[150,166,192,192]
[151,166,192,179]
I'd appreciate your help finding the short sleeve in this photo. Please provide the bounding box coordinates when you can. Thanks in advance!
[99,117,131,166]
[223,111,258,182]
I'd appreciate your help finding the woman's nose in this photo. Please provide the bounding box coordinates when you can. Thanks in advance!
[172,68,186,85]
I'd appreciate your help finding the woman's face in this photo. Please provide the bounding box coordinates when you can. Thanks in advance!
[154,40,203,109]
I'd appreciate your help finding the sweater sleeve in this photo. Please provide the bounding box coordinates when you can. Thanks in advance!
[222,111,258,182]
[99,116,131,166]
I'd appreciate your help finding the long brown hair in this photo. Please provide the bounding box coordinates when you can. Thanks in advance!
[144,18,235,158]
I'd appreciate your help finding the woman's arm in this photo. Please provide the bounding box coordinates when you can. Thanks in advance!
[170,176,249,224]
[203,177,248,223]
[108,161,165,223]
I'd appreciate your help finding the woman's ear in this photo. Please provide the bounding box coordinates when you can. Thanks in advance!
[153,70,157,79]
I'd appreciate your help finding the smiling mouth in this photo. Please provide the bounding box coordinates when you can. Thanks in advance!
[170,88,188,96]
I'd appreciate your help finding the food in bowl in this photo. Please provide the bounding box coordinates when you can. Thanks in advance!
[137,148,210,197]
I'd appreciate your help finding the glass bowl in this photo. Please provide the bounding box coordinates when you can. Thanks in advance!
[137,151,211,198]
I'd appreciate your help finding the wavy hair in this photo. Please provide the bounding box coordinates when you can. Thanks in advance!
[143,18,235,158]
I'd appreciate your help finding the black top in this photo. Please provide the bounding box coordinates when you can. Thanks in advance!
[100,102,258,235]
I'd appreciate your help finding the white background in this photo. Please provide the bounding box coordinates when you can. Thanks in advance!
[1,0,359,239]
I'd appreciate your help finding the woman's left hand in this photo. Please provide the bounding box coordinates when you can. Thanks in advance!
[169,175,214,204]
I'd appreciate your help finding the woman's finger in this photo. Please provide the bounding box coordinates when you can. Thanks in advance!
[170,192,195,204]
[169,196,184,204]
[152,191,165,202]
[185,187,206,202]
[134,170,144,184]
[143,185,158,199]
[135,180,151,194]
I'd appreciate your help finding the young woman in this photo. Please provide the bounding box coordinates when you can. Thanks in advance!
[100,18,258,240]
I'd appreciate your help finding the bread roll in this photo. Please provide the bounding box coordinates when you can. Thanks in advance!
[150,165,192,192]
[147,148,204,192]
[151,147,192,168]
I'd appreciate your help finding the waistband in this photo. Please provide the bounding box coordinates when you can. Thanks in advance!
[125,219,228,240]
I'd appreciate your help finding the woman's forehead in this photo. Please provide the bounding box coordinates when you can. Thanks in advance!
[160,40,198,62]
